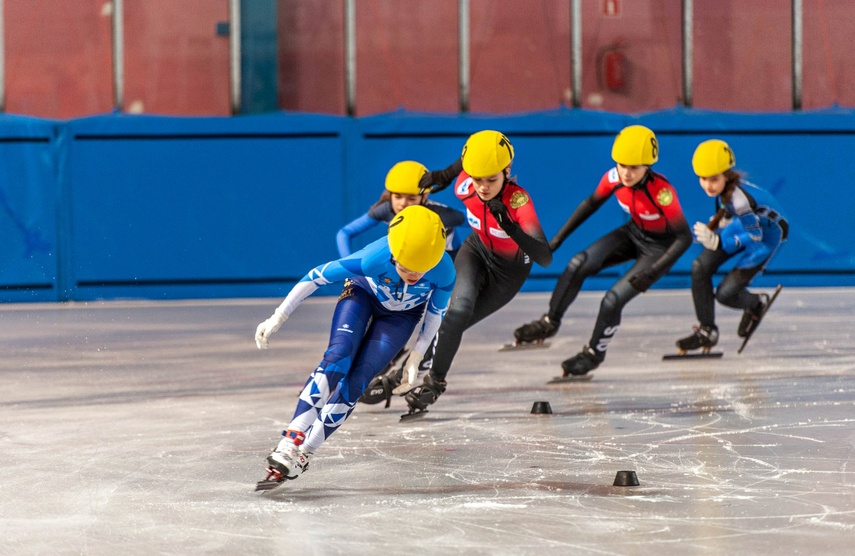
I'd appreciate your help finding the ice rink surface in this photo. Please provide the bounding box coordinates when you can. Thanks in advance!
[3,287,855,555]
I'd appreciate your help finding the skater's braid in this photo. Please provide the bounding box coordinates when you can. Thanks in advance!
[707,169,743,230]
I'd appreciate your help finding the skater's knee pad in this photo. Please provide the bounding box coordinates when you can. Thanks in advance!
[600,289,625,316]
[566,252,588,276]
[691,257,715,281]
[715,281,741,308]
[443,300,474,330]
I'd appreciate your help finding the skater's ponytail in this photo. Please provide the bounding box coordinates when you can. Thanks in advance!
[707,169,743,230]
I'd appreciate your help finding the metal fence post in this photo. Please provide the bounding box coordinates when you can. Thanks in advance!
[112,0,124,112]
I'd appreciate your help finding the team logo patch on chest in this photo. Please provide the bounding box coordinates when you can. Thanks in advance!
[509,191,529,209]
[489,227,510,239]
[656,188,673,206]
[466,208,481,230]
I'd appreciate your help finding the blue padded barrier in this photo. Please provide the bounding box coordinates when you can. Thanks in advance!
[0,107,852,301]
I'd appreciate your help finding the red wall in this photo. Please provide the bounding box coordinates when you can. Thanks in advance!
[4,0,853,119]
[6,0,230,118]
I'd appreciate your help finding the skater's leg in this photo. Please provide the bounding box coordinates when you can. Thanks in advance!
[715,265,764,311]
[515,229,632,344]
[691,248,730,327]
[431,245,529,383]
[564,232,669,374]
[287,290,372,432]
[302,310,420,454]
[426,240,487,384]
[716,264,772,338]
[547,228,632,321]
[358,322,420,405]
[585,279,639,361]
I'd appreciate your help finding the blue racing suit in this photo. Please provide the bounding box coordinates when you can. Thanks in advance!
[692,180,788,326]
[274,237,456,453]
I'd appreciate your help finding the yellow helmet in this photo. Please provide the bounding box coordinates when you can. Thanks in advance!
[387,205,447,273]
[461,130,514,177]
[385,160,429,195]
[692,139,735,177]
[611,125,659,166]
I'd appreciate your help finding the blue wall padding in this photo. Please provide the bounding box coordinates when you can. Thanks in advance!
[0,115,60,302]
[1,107,852,301]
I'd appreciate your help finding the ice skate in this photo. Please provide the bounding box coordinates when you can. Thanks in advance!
[547,346,601,384]
[255,430,311,491]
[504,315,559,351]
[738,284,783,354]
[401,374,446,421]
[663,325,723,360]
[359,363,402,408]
[738,294,769,338]
[562,345,602,376]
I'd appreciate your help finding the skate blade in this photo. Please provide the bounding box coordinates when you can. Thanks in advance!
[400,408,428,422]
[255,479,286,492]
[738,284,783,354]
[499,341,551,352]
[662,352,724,360]
[255,467,288,492]
[547,374,593,384]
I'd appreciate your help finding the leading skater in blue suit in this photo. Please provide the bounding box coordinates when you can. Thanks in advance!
[254,205,456,487]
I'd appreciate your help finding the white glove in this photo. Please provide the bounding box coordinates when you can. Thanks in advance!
[392,350,424,394]
[693,221,720,251]
[255,311,288,349]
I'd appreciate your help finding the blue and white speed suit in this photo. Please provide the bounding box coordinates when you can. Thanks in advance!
[274,237,455,453]
[692,180,789,326]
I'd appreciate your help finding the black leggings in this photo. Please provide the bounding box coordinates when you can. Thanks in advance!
[691,247,765,327]
[430,235,531,382]
[548,224,676,358]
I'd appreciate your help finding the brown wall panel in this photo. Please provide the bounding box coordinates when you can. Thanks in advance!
[123,0,230,116]
[802,0,855,109]
[278,0,347,115]
[468,0,571,113]
[354,0,458,116]
[693,0,792,111]
[6,0,113,118]
[579,0,683,112]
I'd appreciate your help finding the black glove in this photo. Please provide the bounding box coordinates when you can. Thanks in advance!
[628,270,656,292]
[487,197,518,232]
[418,171,439,194]
[419,159,464,194]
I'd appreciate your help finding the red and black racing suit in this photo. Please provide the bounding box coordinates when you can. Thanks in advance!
[428,160,552,384]
[548,167,692,361]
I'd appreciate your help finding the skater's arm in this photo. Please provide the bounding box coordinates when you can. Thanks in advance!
[419,158,464,194]
[651,218,693,278]
[487,197,553,267]
[426,201,467,229]
[258,244,385,347]
[628,218,692,293]
[507,224,552,267]
[412,265,455,355]
[335,213,379,257]
[549,195,605,251]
